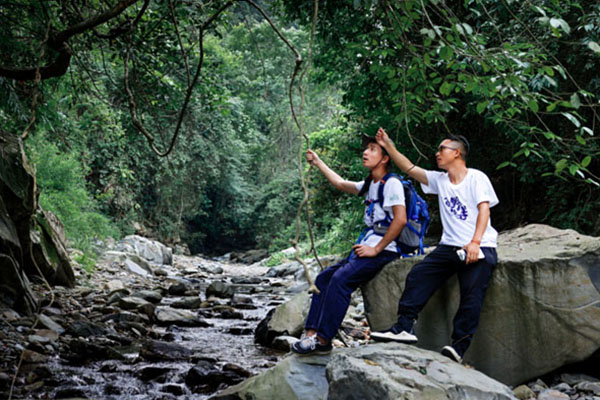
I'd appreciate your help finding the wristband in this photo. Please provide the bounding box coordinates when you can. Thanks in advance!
[406,164,416,173]
[471,239,481,245]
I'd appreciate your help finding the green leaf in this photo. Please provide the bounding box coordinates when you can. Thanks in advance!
[561,112,581,128]
[544,75,557,87]
[527,100,539,113]
[546,101,559,112]
[555,159,568,173]
[440,81,454,96]
[588,41,600,54]
[476,100,490,114]
[439,46,454,60]
[575,135,586,145]
[496,161,512,169]
[570,93,581,109]
[569,164,579,175]
[581,156,592,168]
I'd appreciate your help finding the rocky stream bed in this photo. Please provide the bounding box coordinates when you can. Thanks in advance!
[1,234,599,400]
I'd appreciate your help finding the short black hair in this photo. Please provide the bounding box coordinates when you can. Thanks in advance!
[361,134,389,156]
[446,134,470,158]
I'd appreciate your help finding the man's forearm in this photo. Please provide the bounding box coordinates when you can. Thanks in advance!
[374,218,406,254]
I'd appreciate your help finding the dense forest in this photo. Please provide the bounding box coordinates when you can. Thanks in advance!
[1,0,599,264]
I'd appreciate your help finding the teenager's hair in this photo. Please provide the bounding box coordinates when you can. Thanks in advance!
[446,134,470,160]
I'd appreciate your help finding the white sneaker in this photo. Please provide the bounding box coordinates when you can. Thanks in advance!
[370,330,418,344]
[441,345,462,363]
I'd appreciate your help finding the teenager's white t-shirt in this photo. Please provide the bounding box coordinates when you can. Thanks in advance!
[421,169,499,247]
[355,178,405,253]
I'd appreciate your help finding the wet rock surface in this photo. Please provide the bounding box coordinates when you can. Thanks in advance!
[1,229,599,399]
[0,239,298,399]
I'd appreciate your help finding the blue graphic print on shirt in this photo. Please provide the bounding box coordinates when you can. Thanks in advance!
[444,196,468,220]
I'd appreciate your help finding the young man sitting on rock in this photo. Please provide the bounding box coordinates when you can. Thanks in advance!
[291,135,411,355]
[371,128,498,364]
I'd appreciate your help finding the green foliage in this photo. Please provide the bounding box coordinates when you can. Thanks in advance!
[26,131,120,250]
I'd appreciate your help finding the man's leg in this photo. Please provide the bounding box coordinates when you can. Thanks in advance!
[314,251,399,343]
[372,246,456,343]
[445,247,497,361]
[303,259,346,332]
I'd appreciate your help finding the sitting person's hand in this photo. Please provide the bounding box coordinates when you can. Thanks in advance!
[352,244,379,258]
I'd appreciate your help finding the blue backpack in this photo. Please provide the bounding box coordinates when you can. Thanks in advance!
[359,173,430,256]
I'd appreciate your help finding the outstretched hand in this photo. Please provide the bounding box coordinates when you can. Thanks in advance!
[376,127,394,149]
[306,149,321,166]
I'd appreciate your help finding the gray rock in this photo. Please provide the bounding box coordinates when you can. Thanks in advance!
[271,336,298,352]
[211,353,329,400]
[254,291,310,347]
[139,340,192,361]
[326,344,516,400]
[154,306,211,327]
[119,235,173,265]
[168,282,189,295]
[362,224,600,385]
[230,249,269,264]
[576,382,600,396]
[132,290,163,304]
[118,296,155,318]
[199,264,223,274]
[206,281,234,298]
[214,343,516,400]
[35,314,65,334]
[125,258,151,277]
[559,373,599,386]
[538,389,570,400]
[171,297,203,309]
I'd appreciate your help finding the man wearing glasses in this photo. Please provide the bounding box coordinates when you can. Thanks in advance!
[370,128,499,364]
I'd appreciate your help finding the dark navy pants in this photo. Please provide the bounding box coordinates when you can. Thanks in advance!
[305,251,399,342]
[396,245,497,355]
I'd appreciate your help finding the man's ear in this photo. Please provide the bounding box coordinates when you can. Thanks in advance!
[383,154,390,166]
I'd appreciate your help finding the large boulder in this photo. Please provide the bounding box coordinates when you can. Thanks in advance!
[30,208,75,287]
[117,235,173,265]
[362,224,600,385]
[211,343,516,400]
[254,291,310,346]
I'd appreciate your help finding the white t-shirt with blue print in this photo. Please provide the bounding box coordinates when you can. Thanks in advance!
[421,168,499,248]
[355,178,406,253]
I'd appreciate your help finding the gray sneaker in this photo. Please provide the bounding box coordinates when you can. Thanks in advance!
[291,335,333,355]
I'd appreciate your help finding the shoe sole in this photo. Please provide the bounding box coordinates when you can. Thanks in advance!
[370,331,418,344]
[441,346,462,363]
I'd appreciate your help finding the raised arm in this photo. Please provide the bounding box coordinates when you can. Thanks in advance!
[376,128,428,186]
[306,149,359,195]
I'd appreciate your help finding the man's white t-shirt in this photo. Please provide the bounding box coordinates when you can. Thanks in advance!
[355,178,406,253]
[421,169,499,248]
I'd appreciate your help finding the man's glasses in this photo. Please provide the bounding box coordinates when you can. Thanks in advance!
[438,145,460,152]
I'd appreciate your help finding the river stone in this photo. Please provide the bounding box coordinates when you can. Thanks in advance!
[206,281,234,298]
[362,224,600,385]
[538,390,570,400]
[230,249,269,264]
[326,343,516,400]
[132,289,163,304]
[139,340,193,361]
[576,382,600,395]
[118,235,173,265]
[35,314,65,334]
[154,306,211,327]
[513,384,536,400]
[118,296,155,318]
[66,320,106,337]
[124,258,151,277]
[254,290,310,347]
[211,353,329,400]
[171,297,203,309]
